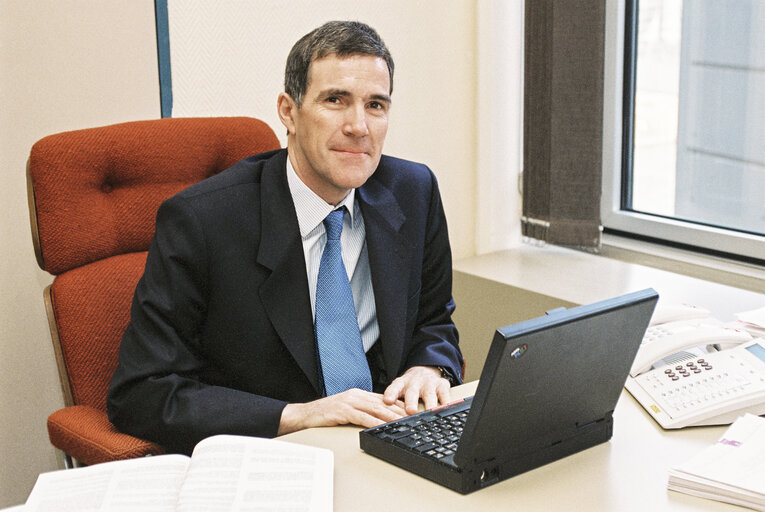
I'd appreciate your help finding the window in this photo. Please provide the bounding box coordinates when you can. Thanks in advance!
[602,0,765,263]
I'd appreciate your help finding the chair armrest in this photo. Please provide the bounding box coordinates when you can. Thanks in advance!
[47,405,164,466]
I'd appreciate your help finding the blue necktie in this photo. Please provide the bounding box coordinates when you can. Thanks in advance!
[315,208,373,395]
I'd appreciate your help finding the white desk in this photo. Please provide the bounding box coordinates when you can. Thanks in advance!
[283,381,738,511]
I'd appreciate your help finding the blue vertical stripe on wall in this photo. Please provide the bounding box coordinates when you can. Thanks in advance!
[155,0,172,117]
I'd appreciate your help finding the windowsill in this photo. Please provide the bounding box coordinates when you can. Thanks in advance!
[453,243,765,321]
[600,233,765,295]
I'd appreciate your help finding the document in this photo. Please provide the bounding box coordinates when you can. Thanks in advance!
[668,413,765,511]
[734,306,765,338]
[25,435,333,512]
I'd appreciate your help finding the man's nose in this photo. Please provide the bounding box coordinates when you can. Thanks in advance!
[342,104,370,137]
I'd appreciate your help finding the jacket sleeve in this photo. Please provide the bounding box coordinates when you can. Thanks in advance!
[402,171,464,383]
[107,195,287,455]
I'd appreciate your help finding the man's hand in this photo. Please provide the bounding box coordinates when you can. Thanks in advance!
[277,388,406,435]
[383,366,452,415]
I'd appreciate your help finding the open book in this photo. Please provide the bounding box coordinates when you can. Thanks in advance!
[668,414,765,511]
[25,435,333,512]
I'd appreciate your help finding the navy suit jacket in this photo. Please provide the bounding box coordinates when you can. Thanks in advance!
[107,149,462,454]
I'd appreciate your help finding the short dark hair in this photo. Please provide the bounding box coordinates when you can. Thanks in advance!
[284,21,394,107]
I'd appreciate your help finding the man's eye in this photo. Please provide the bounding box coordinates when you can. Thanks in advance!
[326,96,341,104]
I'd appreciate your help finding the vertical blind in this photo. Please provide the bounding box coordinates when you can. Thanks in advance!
[522,0,606,250]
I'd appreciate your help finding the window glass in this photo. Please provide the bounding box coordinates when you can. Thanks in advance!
[628,0,765,238]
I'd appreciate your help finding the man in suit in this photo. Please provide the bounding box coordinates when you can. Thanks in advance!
[107,20,463,455]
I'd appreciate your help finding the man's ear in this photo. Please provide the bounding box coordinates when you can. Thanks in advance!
[277,92,298,136]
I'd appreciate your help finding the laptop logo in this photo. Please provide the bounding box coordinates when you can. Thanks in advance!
[510,344,528,359]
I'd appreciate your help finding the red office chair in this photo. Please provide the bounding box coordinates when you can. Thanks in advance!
[27,117,280,466]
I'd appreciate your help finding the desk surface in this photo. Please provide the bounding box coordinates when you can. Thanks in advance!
[283,381,738,511]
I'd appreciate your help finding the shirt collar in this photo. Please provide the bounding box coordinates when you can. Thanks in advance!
[286,155,357,238]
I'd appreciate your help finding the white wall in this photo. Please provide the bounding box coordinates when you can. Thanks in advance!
[475,0,524,254]
[0,0,523,506]
[0,1,160,507]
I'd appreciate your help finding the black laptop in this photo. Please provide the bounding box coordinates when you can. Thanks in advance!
[359,288,658,494]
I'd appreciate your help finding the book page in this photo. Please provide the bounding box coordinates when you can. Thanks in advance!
[177,435,333,512]
[25,454,189,512]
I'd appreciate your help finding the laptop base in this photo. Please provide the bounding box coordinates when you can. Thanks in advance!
[360,413,614,494]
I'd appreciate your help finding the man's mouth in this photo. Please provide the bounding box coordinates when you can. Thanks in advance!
[332,148,370,159]
[332,148,368,154]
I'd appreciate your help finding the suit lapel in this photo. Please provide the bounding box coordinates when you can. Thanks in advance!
[254,152,412,392]
[358,176,410,381]
[256,151,321,395]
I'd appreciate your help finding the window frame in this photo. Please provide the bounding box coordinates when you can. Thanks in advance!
[600,0,765,265]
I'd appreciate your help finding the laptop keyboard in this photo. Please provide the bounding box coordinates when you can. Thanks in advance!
[367,408,470,461]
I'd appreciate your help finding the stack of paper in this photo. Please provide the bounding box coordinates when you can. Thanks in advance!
[733,307,765,338]
[668,414,765,511]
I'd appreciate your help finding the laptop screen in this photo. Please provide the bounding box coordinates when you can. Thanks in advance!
[454,288,658,467]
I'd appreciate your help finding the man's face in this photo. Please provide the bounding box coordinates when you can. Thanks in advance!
[278,54,391,205]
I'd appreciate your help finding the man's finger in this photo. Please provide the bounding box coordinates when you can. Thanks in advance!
[403,383,422,415]
[382,378,405,405]
[338,389,405,424]
[421,385,439,411]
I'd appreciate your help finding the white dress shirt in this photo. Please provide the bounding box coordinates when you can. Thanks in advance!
[285,158,380,353]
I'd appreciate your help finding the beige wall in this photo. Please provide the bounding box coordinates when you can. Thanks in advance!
[0,1,160,506]
[168,0,481,259]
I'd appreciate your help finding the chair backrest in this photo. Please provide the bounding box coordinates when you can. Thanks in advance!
[28,117,281,410]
